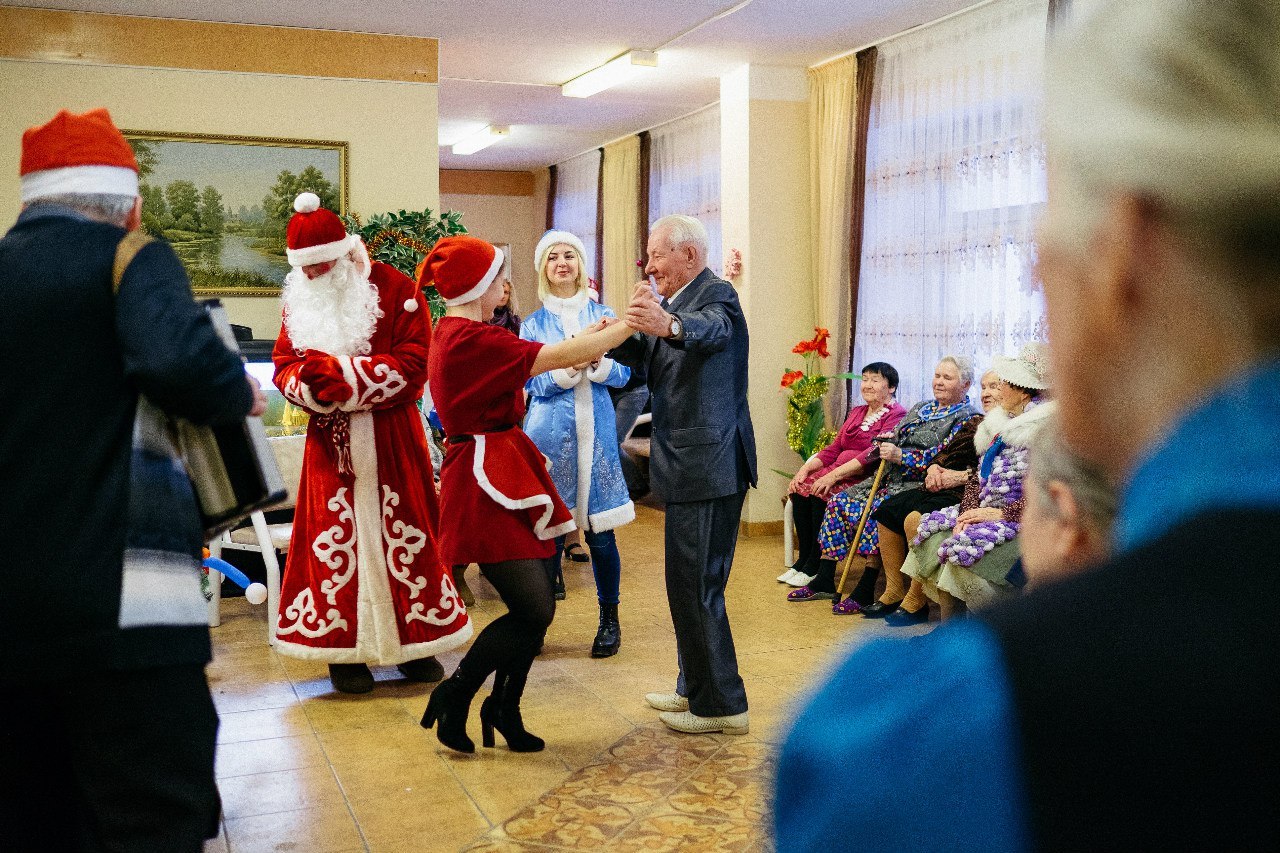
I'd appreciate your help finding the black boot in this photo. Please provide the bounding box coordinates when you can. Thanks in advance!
[479,664,545,752]
[848,565,881,606]
[420,661,484,753]
[545,555,566,601]
[590,602,621,658]
[329,663,374,694]
[397,656,444,683]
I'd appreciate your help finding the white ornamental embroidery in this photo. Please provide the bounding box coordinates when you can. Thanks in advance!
[352,356,406,408]
[314,487,358,605]
[276,587,350,638]
[406,574,466,627]
[381,485,428,599]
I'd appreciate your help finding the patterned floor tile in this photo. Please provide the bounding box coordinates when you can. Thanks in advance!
[610,812,761,853]
[502,795,636,849]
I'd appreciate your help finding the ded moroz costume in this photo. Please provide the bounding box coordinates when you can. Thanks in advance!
[272,194,470,693]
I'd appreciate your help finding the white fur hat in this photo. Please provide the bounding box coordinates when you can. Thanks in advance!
[992,342,1051,391]
[534,230,588,275]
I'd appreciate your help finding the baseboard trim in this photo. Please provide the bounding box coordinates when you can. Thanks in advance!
[740,519,784,538]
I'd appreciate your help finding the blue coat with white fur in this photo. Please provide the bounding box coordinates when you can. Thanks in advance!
[522,290,635,533]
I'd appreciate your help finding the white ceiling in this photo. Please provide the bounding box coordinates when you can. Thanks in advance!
[16,0,977,170]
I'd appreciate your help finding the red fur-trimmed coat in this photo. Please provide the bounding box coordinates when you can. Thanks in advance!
[271,263,471,663]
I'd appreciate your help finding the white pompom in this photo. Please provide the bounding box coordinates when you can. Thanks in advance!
[294,192,321,213]
[403,298,419,312]
[245,583,268,605]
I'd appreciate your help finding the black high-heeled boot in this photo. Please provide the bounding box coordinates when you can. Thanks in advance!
[420,663,483,754]
[590,602,621,658]
[479,667,545,752]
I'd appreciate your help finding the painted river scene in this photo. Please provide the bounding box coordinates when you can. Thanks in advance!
[125,134,344,293]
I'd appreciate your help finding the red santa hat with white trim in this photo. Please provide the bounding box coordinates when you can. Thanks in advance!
[285,192,359,267]
[20,108,139,203]
[418,235,505,306]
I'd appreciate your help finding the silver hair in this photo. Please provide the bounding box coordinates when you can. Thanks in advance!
[1044,0,1280,277]
[938,354,974,385]
[651,214,708,261]
[26,192,136,226]
[1028,421,1118,540]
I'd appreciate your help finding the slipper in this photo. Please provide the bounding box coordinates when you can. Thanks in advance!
[564,543,590,563]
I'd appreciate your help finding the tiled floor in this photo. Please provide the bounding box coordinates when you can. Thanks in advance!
[204,503,932,852]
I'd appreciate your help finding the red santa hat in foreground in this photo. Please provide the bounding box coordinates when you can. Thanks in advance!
[20,108,139,203]
[418,235,505,306]
[286,192,359,267]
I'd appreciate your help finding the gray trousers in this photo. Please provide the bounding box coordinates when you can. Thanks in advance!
[667,490,749,717]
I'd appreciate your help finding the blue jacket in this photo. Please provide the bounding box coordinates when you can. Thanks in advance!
[522,290,635,532]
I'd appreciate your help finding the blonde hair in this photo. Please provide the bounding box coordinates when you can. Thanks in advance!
[536,241,588,301]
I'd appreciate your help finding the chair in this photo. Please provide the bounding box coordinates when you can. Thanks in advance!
[619,411,652,463]
[207,434,305,644]
[783,497,797,568]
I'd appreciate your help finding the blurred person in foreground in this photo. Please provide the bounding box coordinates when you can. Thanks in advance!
[775,2,1280,850]
[0,109,262,851]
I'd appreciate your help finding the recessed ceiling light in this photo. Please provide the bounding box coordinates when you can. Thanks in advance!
[451,125,510,156]
[562,50,658,98]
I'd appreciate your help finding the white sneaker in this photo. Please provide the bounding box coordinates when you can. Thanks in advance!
[658,709,750,735]
[645,692,689,712]
[786,571,816,588]
[776,568,799,583]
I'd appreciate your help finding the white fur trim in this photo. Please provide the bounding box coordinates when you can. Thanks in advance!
[586,357,614,384]
[471,435,575,540]
[974,408,1009,455]
[1000,400,1057,448]
[21,165,138,202]
[541,287,589,317]
[570,364,595,530]
[588,500,635,533]
[535,230,589,275]
[443,246,504,306]
[286,233,357,267]
[551,368,581,389]
[403,298,418,313]
[336,355,362,413]
[294,192,320,213]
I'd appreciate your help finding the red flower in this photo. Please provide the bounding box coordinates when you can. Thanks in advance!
[792,341,814,355]
[780,370,804,389]
[792,327,831,358]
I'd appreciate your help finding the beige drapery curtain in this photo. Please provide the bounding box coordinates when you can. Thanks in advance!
[601,135,642,318]
[808,55,858,421]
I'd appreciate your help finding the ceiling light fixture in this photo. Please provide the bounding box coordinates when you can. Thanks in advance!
[451,125,510,155]
[562,50,658,98]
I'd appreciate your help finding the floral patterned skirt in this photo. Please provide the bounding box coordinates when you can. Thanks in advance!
[817,488,893,559]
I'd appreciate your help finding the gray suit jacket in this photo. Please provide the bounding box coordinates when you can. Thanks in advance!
[612,268,758,504]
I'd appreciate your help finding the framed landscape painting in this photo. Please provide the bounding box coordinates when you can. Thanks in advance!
[122,130,348,296]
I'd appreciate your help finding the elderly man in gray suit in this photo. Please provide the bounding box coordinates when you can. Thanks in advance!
[612,214,757,734]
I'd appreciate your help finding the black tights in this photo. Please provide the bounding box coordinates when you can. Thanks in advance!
[791,494,828,573]
[451,558,556,691]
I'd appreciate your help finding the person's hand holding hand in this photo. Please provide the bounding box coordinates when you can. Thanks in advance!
[811,471,842,500]
[299,355,354,404]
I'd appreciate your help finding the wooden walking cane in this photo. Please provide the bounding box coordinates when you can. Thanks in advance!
[834,457,891,597]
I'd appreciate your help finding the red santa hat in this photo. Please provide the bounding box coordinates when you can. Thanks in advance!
[20,108,139,203]
[286,192,358,267]
[418,236,504,306]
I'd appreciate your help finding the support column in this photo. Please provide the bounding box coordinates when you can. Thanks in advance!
[720,65,815,535]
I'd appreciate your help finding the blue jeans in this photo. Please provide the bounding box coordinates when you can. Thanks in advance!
[554,530,622,605]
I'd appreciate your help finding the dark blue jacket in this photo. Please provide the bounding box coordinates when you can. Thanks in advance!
[612,268,757,504]
[0,206,253,676]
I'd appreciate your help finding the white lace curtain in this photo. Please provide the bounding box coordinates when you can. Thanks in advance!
[551,148,602,285]
[648,105,723,274]
[852,0,1051,407]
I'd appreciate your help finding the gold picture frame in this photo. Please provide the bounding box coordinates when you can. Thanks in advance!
[122,130,349,296]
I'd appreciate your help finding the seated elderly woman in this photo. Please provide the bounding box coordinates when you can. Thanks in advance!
[901,343,1054,616]
[778,362,907,588]
[787,356,977,610]
[854,369,1002,623]
[1017,417,1117,588]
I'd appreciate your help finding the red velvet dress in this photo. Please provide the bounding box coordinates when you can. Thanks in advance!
[271,263,471,663]
[429,317,575,565]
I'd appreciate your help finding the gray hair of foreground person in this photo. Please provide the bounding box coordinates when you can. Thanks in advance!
[25,191,136,226]
[651,214,708,261]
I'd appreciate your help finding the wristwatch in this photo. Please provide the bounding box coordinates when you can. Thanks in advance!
[667,314,683,339]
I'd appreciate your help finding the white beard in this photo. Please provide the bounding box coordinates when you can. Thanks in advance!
[282,256,383,357]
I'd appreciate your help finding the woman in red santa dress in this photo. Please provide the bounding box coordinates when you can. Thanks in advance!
[272,193,471,695]
[418,235,637,754]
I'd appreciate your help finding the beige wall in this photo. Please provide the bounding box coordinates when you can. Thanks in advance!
[720,66,815,531]
[1,58,439,340]
[440,192,539,319]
